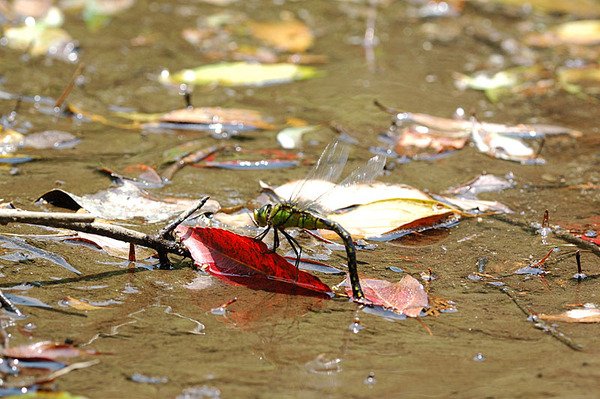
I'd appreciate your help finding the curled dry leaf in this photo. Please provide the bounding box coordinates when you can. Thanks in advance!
[176,226,332,297]
[37,180,220,223]
[341,274,428,317]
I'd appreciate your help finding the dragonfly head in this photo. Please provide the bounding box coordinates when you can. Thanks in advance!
[253,204,272,227]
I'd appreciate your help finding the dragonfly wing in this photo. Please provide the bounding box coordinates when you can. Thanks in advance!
[338,155,386,187]
[288,141,350,206]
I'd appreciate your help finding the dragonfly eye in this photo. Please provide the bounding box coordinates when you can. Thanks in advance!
[253,204,271,226]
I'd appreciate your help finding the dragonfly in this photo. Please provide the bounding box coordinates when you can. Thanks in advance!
[253,141,386,301]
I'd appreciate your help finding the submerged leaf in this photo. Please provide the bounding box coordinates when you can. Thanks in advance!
[62,296,109,310]
[161,62,320,87]
[341,274,428,317]
[247,19,314,52]
[23,131,80,150]
[176,226,332,297]
[1,341,96,360]
[0,235,81,275]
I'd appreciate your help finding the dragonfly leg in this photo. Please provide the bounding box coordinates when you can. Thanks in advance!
[271,228,280,252]
[254,226,271,242]
[280,228,302,269]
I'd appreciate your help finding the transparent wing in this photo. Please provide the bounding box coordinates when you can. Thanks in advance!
[287,140,351,207]
[338,155,386,187]
[311,155,386,213]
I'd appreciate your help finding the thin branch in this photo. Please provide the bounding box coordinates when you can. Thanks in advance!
[497,286,583,351]
[159,197,209,239]
[0,209,96,225]
[0,209,190,258]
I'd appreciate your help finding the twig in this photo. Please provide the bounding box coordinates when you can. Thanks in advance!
[497,286,583,351]
[161,146,221,181]
[0,210,190,258]
[491,214,600,257]
[0,209,96,225]
[54,63,85,109]
[159,196,209,239]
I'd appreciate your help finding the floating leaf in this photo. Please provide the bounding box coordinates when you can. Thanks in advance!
[4,293,53,308]
[176,226,332,297]
[3,24,77,61]
[340,274,428,317]
[277,126,316,149]
[557,66,600,96]
[1,341,96,360]
[0,235,81,275]
[444,174,514,197]
[0,127,25,153]
[538,308,600,323]
[471,128,543,164]
[247,18,314,52]
[325,198,457,239]
[23,131,80,150]
[487,0,600,18]
[394,126,468,157]
[61,296,109,310]
[37,180,219,223]
[161,62,320,87]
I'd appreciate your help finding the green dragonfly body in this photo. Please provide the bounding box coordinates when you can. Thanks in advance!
[252,141,386,301]
[253,202,363,300]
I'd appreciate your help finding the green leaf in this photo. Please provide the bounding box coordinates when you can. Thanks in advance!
[161,62,321,87]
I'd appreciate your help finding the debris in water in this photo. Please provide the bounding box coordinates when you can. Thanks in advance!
[364,371,376,387]
[129,372,169,384]
[473,353,486,362]
[572,250,587,281]
[305,354,342,374]
[349,316,364,334]
[176,385,221,399]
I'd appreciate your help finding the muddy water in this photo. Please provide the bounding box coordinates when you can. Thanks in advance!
[1,1,599,398]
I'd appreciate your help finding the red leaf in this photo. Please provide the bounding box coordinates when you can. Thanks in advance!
[176,226,332,297]
[342,274,428,317]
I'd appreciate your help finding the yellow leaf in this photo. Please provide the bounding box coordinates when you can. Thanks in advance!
[248,19,314,52]
[325,198,457,239]
[63,296,108,310]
